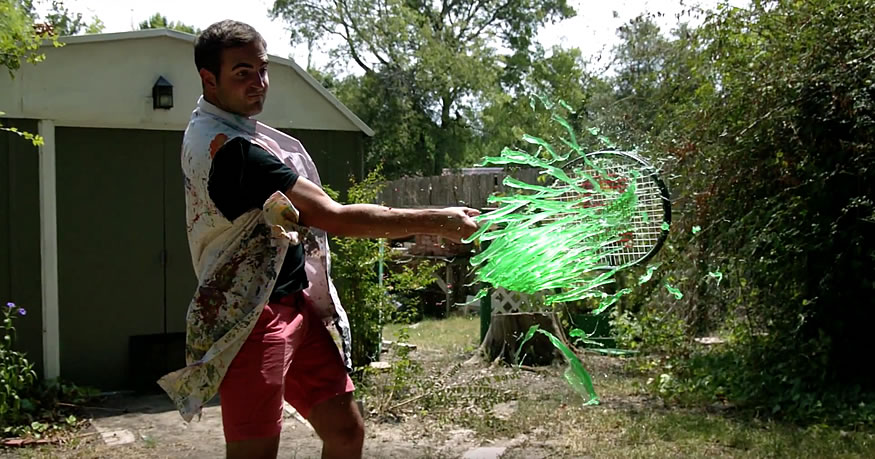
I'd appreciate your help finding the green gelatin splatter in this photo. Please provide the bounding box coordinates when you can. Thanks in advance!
[638,263,662,285]
[708,270,724,286]
[665,282,684,300]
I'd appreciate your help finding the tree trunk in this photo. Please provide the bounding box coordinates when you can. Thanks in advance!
[433,93,453,175]
[479,312,569,366]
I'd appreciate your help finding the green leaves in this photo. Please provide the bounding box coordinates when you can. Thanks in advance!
[138,13,199,34]
[598,0,875,422]
[479,47,592,161]
[271,0,576,177]
[1,301,38,429]
[0,0,54,75]
[330,168,440,367]
[1,0,61,146]
[0,125,44,146]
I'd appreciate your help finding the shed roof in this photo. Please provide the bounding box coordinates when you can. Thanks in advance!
[0,28,373,135]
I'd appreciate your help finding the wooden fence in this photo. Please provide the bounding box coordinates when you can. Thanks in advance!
[376,169,543,312]
[376,168,540,210]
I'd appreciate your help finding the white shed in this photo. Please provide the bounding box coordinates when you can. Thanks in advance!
[0,29,372,390]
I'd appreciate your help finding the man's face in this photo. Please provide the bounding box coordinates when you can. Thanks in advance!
[209,41,269,117]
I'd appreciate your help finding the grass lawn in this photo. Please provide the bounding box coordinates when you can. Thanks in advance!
[383,315,481,354]
[376,316,875,458]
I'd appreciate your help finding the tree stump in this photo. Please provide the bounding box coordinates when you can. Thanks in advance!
[480,312,569,366]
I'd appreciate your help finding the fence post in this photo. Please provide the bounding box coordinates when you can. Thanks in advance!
[480,289,492,344]
[377,241,384,356]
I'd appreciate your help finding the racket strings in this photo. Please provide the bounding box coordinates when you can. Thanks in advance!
[545,157,667,267]
[467,147,671,304]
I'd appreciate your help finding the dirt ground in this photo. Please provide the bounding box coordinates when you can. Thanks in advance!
[3,317,874,458]
[1,346,607,458]
[1,369,570,459]
[67,392,505,458]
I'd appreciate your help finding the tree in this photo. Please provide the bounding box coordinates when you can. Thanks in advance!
[42,1,93,35]
[19,0,104,36]
[583,14,708,154]
[138,13,199,35]
[475,45,597,159]
[328,71,447,178]
[325,169,439,367]
[271,0,575,177]
[83,17,104,34]
[1,0,49,74]
[597,0,875,421]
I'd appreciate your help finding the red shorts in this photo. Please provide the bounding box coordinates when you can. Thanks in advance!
[218,291,355,442]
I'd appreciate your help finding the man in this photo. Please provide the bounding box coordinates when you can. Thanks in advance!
[157,20,479,459]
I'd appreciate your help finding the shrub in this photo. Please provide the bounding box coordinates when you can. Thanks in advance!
[327,169,439,368]
[0,302,38,428]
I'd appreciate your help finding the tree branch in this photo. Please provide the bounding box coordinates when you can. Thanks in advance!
[326,1,374,74]
[455,0,487,40]
[469,0,513,42]
[339,0,392,69]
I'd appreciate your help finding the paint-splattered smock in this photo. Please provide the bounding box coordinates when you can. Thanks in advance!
[157,96,351,422]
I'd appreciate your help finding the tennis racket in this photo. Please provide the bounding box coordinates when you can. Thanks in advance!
[466,148,671,304]
[547,150,671,268]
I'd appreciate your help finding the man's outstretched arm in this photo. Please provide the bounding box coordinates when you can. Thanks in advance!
[285,176,480,242]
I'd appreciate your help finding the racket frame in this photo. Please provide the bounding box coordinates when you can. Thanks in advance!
[558,150,672,267]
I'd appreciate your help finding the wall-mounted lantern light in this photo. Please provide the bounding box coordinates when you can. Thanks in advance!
[152,76,173,110]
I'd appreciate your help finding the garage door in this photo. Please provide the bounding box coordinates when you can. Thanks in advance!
[56,127,195,389]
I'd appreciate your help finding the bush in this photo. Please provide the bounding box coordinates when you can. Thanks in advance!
[599,0,875,424]
[1,302,38,428]
[1,302,97,438]
[327,169,439,369]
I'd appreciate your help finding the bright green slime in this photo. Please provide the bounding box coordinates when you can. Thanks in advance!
[466,105,673,404]
[463,113,644,308]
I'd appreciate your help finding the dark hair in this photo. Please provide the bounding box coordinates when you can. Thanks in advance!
[194,20,266,78]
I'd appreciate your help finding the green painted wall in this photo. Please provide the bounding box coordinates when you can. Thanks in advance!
[56,127,168,388]
[0,119,44,378]
[163,131,193,335]
[54,128,201,389]
[285,129,365,198]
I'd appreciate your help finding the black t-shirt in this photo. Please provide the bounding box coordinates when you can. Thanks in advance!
[207,137,308,301]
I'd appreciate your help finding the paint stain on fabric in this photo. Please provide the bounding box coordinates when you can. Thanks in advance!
[209,133,228,158]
